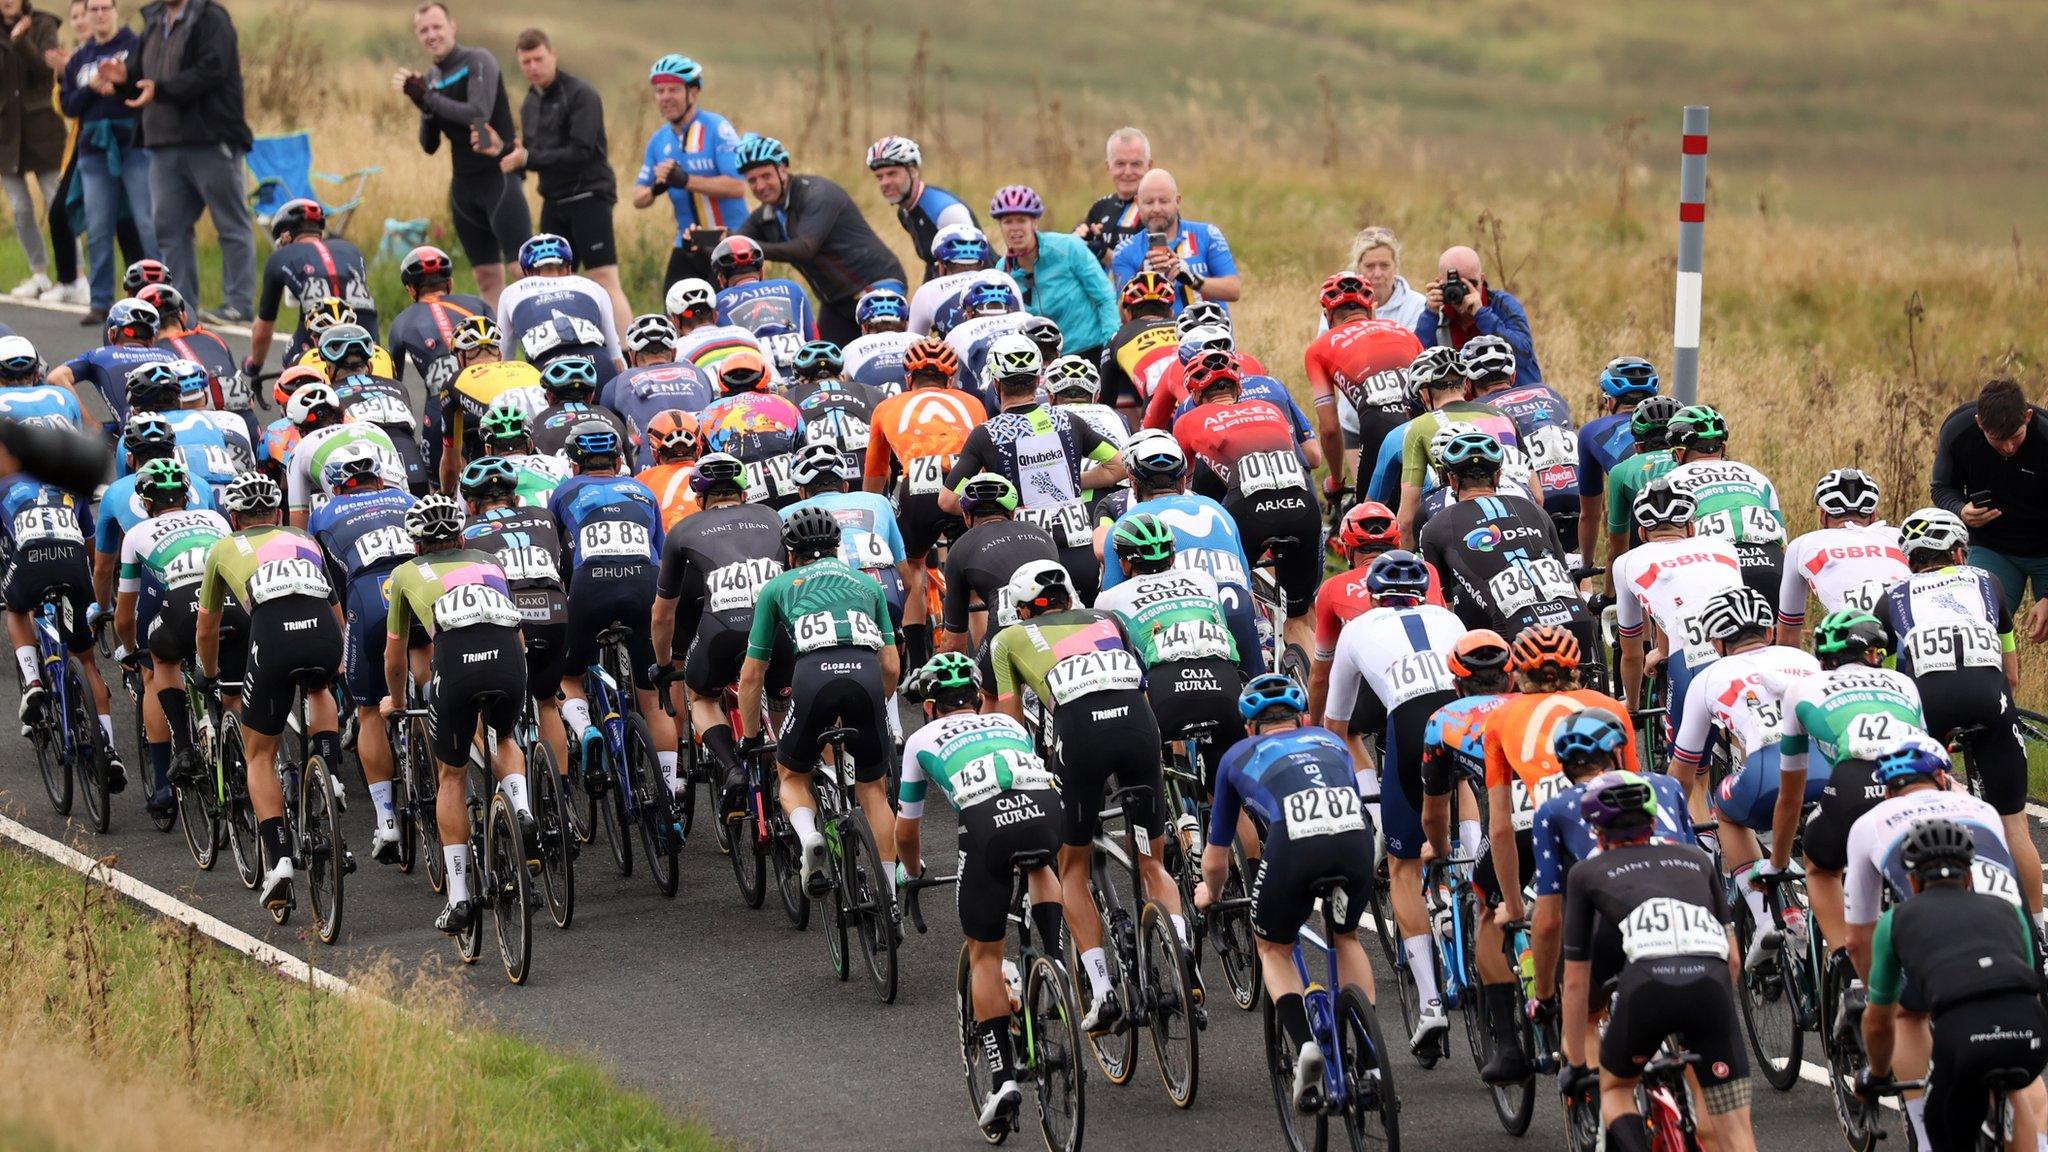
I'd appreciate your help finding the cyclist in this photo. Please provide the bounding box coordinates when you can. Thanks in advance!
[476,406,571,508]
[938,474,1060,656]
[989,559,1182,1029]
[115,363,239,489]
[1776,467,1908,644]
[1099,270,1179,425]
[697,350,805,508]
[1419,629,1514,864]
[529,356,634,460]
[945,287,1034,406]
[385,246,487,444]
[1417,430,1590,649]
[1198,675,1379,1111]
[1662,404,1786,599]
[650,452,787,819]
[896,652,1065,1135]
[163,359,256,467]
[1043,356,1127,458]
[195,473,344,906]
[637,411,703,529]
[785,345,881,459]
[2,473,115,773]
[841,288,916,395]
[548,423,681,799]
[460,457,572,803]
[441,315,544,487]
[1323,549,1466,1052]
[0,336,85,431]
[1861,816,2048,1152]
[1576,356,1660,563]
[248,199,378,371]
[1141,308,1272,434]
[114,457,234,819]
[1881,506,2039,923]
[1464,335,1580,528]
[257,367,326,484]
[1394,340,1517,545]
[867,135,975,280]
[736,507,900,892]
[381,495,533,935]
[47,299,174,430]
[1559,771,1757,1152]
[1601,394,1682,567]
[1311,499,1445,721]
[283,383,404,527]
[145,284,252,429]
[667,277,774,378]
[1611,477,1744,729]
[1304,272,1425,498]
[785,441,907,617]
[711,234,818,371]
[1361,346,1457,508]
[906,224,1013,338]
[316,324,431,495]
[496,233,625,383]
[604,315,713,470]
[94,414,216,618]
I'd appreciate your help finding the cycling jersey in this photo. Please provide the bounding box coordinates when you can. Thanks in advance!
[636,462,700,529]
[599,362,713,469]
[96,473,215,555]
[1418,493,1588,638]
[1867,885,2041,1013]
[1479,384,1579,516]
[307,488,417,587]
[1094,567,1238,667]
[445,360,545,463]
[0,480,93,646]
[1612,535,1745,670]
[900,711,1059,820]
[946,313,1031,402]
[1172,397,1313,504]
[1101,314,1177,412]
[1881,566,2013,679]
[787,378,881,455]
[1324,602,1465,729]
[1672,645,1821,829]
[59,343,174,428]
[1779,666,1925,772]
[112,416,240,489]
[717,279,818,368]
[461,504,567,627]
[1312,561,1446,660]
[0,480,88,554]
[841,331,915,394]
[746,555,895,660]
[258,235,377,362]
[989,609,1143,708]
[1843,787,2019,926]
[1051,402,1126,455]
[1663,458,1784,545]
[1398,402,1519,489]
[1210,727,1365,842]
[1107,221,1236,315]
[1530,772,1693,898]
[907,269,1018,338]
[548,473,663,574]
[1303,317,1422,436]
[334,373,429,490]
[946,404,1118,551]
[505,452,571,508]
[673,324,773,378]
[863,387,985,500]
[118,507,230,595]
[1777,522,1908,630]
[157,329,247,413]
[1562,839,1731,966]
[1484,689,1638,833]
[385,548,523,638]
[497,273,622,379]
[196,524,333,615]
[286,422,404,515]
[1100,492,1259,675]
[940,519,1059,634]
[167,408,254,461]
[531,400,633,460]
[386,293,487,404]
[697,391,805,505]
[1604,447,1676,540]
[1575,411,1635,498]
[636,109,748,237]
[1144,352,1273,432]
[1168,374,1313,445]
[1419,692,1507,796]
[782,489,905,575]
[0,383,83,431]
[655,501,784,686]
[293,343,397,380]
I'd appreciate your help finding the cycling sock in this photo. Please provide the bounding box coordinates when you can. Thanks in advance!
[1275,992,1312,1051]
[1605,1114,1652,1152]
[1030,902,1067,955]
[901,622,930,669]
[1458,819,1484,861]
[147,741,170,791]
[1483,982,1518,1044]
[368,780,397,827]
[658,748,682,793]
[1080,948,1111,1000]
[1403,936,1441,1005]
[1354,768,1383,831]
[500,772,532,819]
[561,697,591,737]
[98,714,113,743]
[790,805,819,842]
[1904,1096,1929,1149]
[258,816,290,867]
[1737,879,1769,932]
[444,844,470,905]
[309,730,341,775]
[976,1017,1016,1083]
[885,693,903,743]
[14,645,37,684]
[1170,913,1190,947]
[703,723,742,784]
[157,689,192,749]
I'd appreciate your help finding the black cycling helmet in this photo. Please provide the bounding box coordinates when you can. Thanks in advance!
[1629,395,1683,449]
[1899,817,1975,880]
[782,505,842,557]
[122,412,178,462]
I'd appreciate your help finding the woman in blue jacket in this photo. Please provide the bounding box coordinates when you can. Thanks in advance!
[991,184,1117,360]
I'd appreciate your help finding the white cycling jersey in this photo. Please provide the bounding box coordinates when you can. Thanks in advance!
[117,507,231,593]
[909,269,1015,336]
[285,422,404,514]
[1612,535,1745,669]
[495,272,621,367]
[842,330,917,393]
[1843,786,2016,925]
[1778,522,1908,627]
[1324,602,1464,724]
[1053,402,1127,451]
[1671,643,1820,766]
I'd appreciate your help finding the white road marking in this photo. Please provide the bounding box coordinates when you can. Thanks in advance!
[2,295,252,338]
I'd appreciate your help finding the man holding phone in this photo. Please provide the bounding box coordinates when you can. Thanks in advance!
[1932,377,2048,640]
[632,53,748,294]
[1106,168,1240,316]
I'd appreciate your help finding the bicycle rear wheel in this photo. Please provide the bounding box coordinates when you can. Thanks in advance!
[1263,993,1327,1152]
[1336,984,1399,1152]
[1212,851,1261,1012]
[1076,868,1137,1086]
[300,753,345,945]
[486,795,532,985]
[75,666,111,834]
[30,685,69,815]
[843,811,898,1003]
[729,804,766,908]
[220,717,261,889]
[1140,900,1199,1109]
[598,734,633,878]
[1734,898,1804,1091]
[628,714,679,898]
[529,743,574,929]
[1488,983,1536,1135]
[1823,950,1880,1152]
[177,773,216,870]
[953,944,1004,1143]
[407,714,445,893]
[773,823,811,930]
[1027,954,1086,1152]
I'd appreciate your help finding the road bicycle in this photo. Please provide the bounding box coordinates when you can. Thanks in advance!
[448,687,534,985]
[810,725,900,1002]
[1157,719,1259,1012]
[1250,536,1309,686]
[583,623,682,897]
[24,586,110,829]
[1262,881,1402,1152]
[235,666,350,944]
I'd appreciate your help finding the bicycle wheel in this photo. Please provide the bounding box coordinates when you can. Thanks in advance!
[300,753,345,946]
[391,736,417,876]
[1280,642,1310,690]
[773,823,811,930]
[1139,900,1199,1109]
[1027,954,1086,1152]
[628,714,679,898]
[29,681,69,815]
[1564,1089,1602,1152]
[220,716,261,889]
[675,728,698,842]
[561,735,597,845]
[597,733,633,878]
[1823,951,1880,1152]
[75,667,111,834]
[1336,984,1400,1152]
[485,795,532,985]
[177,772,216,870]
[2017,708,2048,801]
[843,811,898,1003]
[1734,899,1804,1091]
[1263,991,1327,1152]
[1487,983,1536,1136]
[953,944,1005,1143]
[729,803,767,908]
[529,743,574,930]
[1212,852,1261,1012]
[1365,858,1419,1061]
[1076,869,1137,1086]
[407,714,445,894]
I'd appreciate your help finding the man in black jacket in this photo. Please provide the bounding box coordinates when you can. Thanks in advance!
[1931,377,2048,640]
[734,135,906,346]
[105,0,255,322]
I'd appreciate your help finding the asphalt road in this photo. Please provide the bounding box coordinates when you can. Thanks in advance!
[0,298,1952,1150]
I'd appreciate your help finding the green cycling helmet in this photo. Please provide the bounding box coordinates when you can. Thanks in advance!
[1629,395,1683,446]
[479,404,530,447]
[1111,512,1176,567]
[1668,404,1728,450]
[1812,610,1891,667]
[957,472,1019,517]
[137,456,188,498]
[915,652,980,700]
[459,455,520,500]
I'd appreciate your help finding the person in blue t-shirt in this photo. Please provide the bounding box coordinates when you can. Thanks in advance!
[46,300,175,432]
[1575,356,1660,562]
[631,55,748,292]
[864,135,976,284]
[1106,169,1241,316]
[781,442,909,627]
[604,315,714,469]
[711,234,817,372]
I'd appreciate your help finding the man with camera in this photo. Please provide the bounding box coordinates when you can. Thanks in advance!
[1932,377,2048,641]
[1106,168,1240,316]
[1416,245,1542,386]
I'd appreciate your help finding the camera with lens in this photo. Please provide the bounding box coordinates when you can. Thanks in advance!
[1441,268,1469,310]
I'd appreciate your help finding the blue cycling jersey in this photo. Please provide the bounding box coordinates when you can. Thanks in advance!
[548,474,663,571]
[0,384,83,431]
[600,363,714,470]
[717,280,817,341]
[781,490,905,571]
[114,418,238,488]
[1210,727,1362,847]
[60,344,175,429]
[1422,692,1508,784]
[634,109,748,238]
[307,488,418,588]
[1171,374,1313,445]
[1530,773,1693,897]
[1364,415,1414,506]
[0,476,90,550]
[1576,411,1635,497]
[94,473,216,553]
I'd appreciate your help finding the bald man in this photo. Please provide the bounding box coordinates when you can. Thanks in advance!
[1415,245,1543,385]
[1107,168,1241,315]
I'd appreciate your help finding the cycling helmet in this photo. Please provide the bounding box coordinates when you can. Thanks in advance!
[985,333,1042,383]
[1238,673,1308,723]
[136,456,188,501]
[1020,315,1063,360]
[792,340,845,381]
[301,297,350,334]
[665,277,718,320]
[565,420,623,467]
[136,282,186,326]
[1406,346,1463,394]
[1044,355,1100,399]
[1697,585,1773,642]
[221,472,283,515]
[1813,468,1881,518]
[1004,559,1072,615]
[271,364,330,411]
[1632,475,1696,529]
[286,381,342,427]
[1875,734,1950,790]
[458,455,519,501]
[1510,625,1582,675]
[1900,817,1975,879]
[1553,708,1630,770]
[915,652,980,699]
[1898,507,1968,558]
[1458,334,1516,385]
[1183,349,1243,398]
[121,412,177,459]
[1318,272,1374,314]
[689,452,747,496]
[789,441,849,487]
[122,258,171,294]
[0,335,43,381]
[539,355,600,399]
[710,235,766,280]
[316,323,375,370]
[865,134,922,170]
[646,410,700,460]
[1812,610,1891,668]
[1667,404,1729,452]
[400,245,454,291]
[1428,420,1482,470]
[713,349,770,394]
[1630,395,1683,446]
[168,358,211,402]
[1111,513,1176,568]
[1119,271,1175,309]
[106,298,161,342]
[625,313,679,355]
[1598,356,1660,400]
[1439,430,1506,474]
[855,288,908,327]
[1175,323,1234,366]
[957,472,1019,517]
[782,505,842,556]
[1447,629,1512,680]
[1578,770,1657,831]
[269,197,325,242]
[124,361,181,411]
[903,336,958,380]
[930,224,992,268]
[648,53,703,86]
[403,493,464,544]
[733,135,790,171]
[1366,549,1431,603]
[451,314,501,353]
[478,404,530,448]
[1337,500,1400,555]
[320,439,389,492]
[1121,429,1186,484]
[963,281,1015,317]
[989,184,1045,219]
[1175,302,1230,335]
[516,233,573,274]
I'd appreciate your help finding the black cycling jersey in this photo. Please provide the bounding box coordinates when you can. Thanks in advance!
[1098,314,1175,413]
[1561,839,1728,964]
[386,293,487,401]
[940,518,1060,634]
[532,400,632,460]
[1079,193,1142,262]
[334,374,431,491]
[1419,491,1589,638]
[259,236,377,363]
[462,505,567,627]
[737,174,907,306]
[1872,885,2042,1014]
[786,377,882,453]
[946,404,1113,500]
[655,502,786,631]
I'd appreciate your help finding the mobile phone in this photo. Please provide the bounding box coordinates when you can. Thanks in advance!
[1966,489,1998,508]
[1147,231,1170,249]
[688,225,726,249]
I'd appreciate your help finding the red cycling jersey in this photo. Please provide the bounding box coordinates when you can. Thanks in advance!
[1172,398,1310,500]
[1312,560,1448,659]
[1142,350,1268,431]
[1303,318,1423,416]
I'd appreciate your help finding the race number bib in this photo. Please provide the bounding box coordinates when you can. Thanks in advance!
[1509,771,1571,831]
[706,558,781,614]
[1385,650,1454,708]
[845,527,895,569]
[347,392,416,431]
[989,586,1019,627]
[197,445,242,478]
[1619,896,1727,961]
[495,545,561,585]
[1677,611,1717,668]
[1237,449,1308,496]
[162,547,209,589]
[906,453,953,496]
[793,609,885,654]
[1972,859,2026,909]
[1153,618,1233,663]
[760,332,805,367]
[1837,579,1891,616]
[1017,499,1090,548]
[1282,787,1365,838]
[218,367,255,411]
[1695,503,1785,545]
[1043,647,1143,704]
[431,583,522,631]
[950,748,1055,809]
[577,519,651,561]
[520,315,603,360]
[12,507,80,545]
[744,454,795,502]
[1902,623,2002,674]
[1485,557,1574,618]
[1351,368,1405,410]
[354,525,414,567]
[1523,425,1579,471]
[1839,710,1913,763]
[248,557,329,604]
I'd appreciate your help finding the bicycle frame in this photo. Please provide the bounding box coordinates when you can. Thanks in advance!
[32,599,83,763]
[1424,856,1481,1013]
[586,650,646,826]
[1291,922,1357,1111]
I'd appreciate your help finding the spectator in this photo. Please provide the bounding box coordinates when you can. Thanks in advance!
[1075,125,1148,265]
[1345,226,1425,331]
[864,134,974,284]
[57,0,155,320]
[734,135,906,346]
[2,0,63,301]
[1107,168,1240,316]
[631,53,746,293]
[1416,245,1542,385]
[393,1,528,307]
[989,184,1114,361]
[1931,378,2048,639]
[42,0,141,308]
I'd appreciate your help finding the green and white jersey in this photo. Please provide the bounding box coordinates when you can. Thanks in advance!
[506,452,571,508]
[118,507,231,593]
[1093,567,1238,667]
[1664,458,1784,545]
[285,421,404,514]
[747,555,896,659]
[1778,665,1926,768]
[898,711,1060,818]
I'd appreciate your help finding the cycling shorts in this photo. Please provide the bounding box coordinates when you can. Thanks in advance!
[682,615,793,700]
[1919,666,2027,815]
[1472,830,1536,905]
[523,620,568,701]
[240,594,340,737]
[1050,688,1163,847]
[2,546,92,653]
[342,567,424,706]
[868,564,906,632]
[1379,691,1455,861]
[1059,543,1100,607]
[895,487,963,560]
[1146,657,1246,786]
[1926,994,2048,1152]
[427,623,526,767]
[1601,957,1748,1087]
[563,564,658,691]
[1734,541,1785,604]
[776,648,891,780]
[1715,744,1825,831]
[147,582,247,671]
[1666,653,1704,745]
[1228,490,1321,618]
[1802,757,1882,873]
[1251,825,1374,944]
[538,194,617,271]
[955,792,1063,942]
[448,169,533,268]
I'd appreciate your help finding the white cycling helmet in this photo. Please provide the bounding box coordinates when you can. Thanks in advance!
[221,472,283,515]
[1813,468,1881,518]
[1174,301,1230,336]
[865,134,922,170]
[665,277,718,319]
[984,333,1042,385]
[789,440,850,487]
[1898,507,1969,558]
[1003,559,1073,615]
[286,381,342,426]
[1044,355,1101,400]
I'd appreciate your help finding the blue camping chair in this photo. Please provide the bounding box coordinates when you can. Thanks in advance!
[244,132,379,238]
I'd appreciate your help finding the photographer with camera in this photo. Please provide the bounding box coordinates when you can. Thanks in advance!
[1931,377,2048,640]
[1416,245,1542,386]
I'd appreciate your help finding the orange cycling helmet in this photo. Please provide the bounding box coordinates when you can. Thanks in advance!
[1336,500,1400,555]
[714,349,771,393]
[1120,270,1175,308]
[1318,272,1375,314]
[903,336,959,381]
[1447,629,1512,680]
[1509,625,1581,676]
[273,363,330,408]
[646,409,700,459]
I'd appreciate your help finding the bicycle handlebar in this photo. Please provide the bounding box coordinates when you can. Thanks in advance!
[899,871,958,936]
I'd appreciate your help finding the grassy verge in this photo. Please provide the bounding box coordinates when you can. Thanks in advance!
[0,842,721,1152]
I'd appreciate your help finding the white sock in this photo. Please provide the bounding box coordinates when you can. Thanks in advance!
[15,645,38,684]
[1404,936,1441,1005]
[500,772,532,819]
[1457,819,1484,860]
[790,805,818,842]
[659,748,682,794]
[1170,913,1190,946]
[1355,768,1383,831]
[1081,947,1112,999]
[368,780,397,828]
[885,692,903,742]
[561,698,591,737]
[444,844,470,905]
[1905,1096,1929,1150]
[98,714,114,743]
[1738,880,1769,931]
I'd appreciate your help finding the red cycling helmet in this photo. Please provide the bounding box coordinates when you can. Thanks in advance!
[1318,272,1374,314]
[1336,500,1400,555]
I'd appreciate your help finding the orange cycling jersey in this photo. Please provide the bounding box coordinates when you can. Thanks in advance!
[863,388,987,486]
[637,461,700,530]
[1483,688,1638,819]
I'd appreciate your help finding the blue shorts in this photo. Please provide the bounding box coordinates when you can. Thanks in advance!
[1666,653,1707,743]
[1715,745,1829,831]
[341,566,426,705]
[1379,693,1453,860]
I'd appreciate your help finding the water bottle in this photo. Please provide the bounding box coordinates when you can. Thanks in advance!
[1516,939,1538,1003]
[1781,905,1808,952]
[1432,904,1454,943]
[1002,959,1023,1015]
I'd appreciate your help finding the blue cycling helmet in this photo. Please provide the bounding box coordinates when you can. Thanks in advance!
[1365,549,1431,602]
[1439,430,1505,472]
[106,298,162,342]
[734,135,790,172]
[517,233,573,274]
[1238,673,1308,723]
[539,355,600,398]
[169,358,211,400]
[565,420,623,467]
[1553,708,1630,771]
[931,225,992,267]
[963,281,1014,316]
[1875,734,1951,790]
[458,455,520,500]
[792,340,844,381]
[1598,356,1660,400]
[855,288,908,327]
[648,53,702,86]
